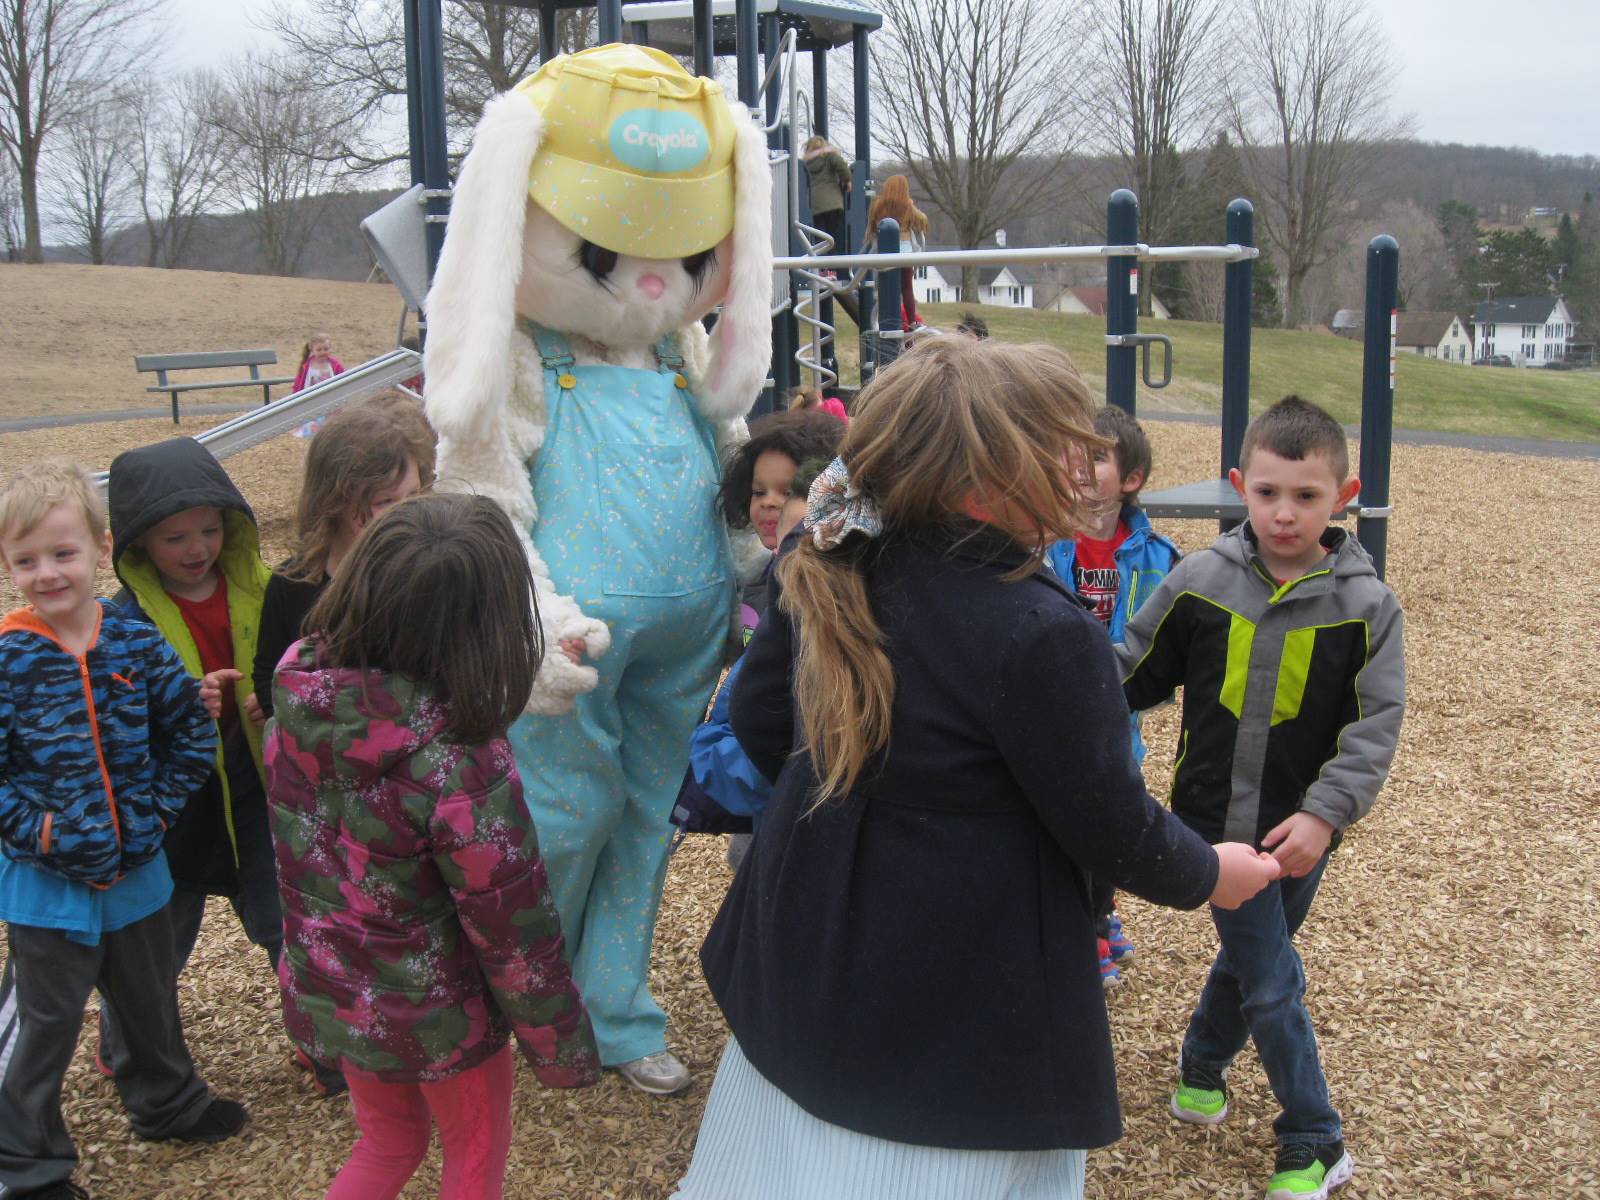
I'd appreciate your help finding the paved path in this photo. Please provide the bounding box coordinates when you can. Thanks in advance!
[0,402,258,434]
[1138,407,1600,461]
[4,401,1596,461]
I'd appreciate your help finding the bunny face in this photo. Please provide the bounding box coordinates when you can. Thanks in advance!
[514,204,735,350]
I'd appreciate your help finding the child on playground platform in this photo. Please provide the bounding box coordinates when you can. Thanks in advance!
[292,333,347,437]
[263,494,599,1200]
[1116,396,1405,1200]
[0,461,247,1200]
[1044,405,1179,987]
[673,337,1279,1200]
[104,439,278,1044]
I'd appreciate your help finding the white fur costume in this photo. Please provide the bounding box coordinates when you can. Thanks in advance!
[422,50,772,1073]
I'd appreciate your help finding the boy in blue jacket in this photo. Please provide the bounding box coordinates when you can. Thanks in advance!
[0,461,247,1200]
[1044,406,1179,984]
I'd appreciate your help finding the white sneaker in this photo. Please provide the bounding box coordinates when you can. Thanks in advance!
[616,1050,691,1095]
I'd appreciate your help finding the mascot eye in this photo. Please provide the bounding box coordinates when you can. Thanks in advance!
[579,241,619,281]
[683,248,717,290]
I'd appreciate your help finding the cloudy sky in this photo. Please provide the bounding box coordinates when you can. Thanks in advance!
[171,0,1598,159]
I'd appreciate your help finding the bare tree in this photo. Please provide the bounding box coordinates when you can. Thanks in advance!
[1225,0,1411,326]
[210,54,347,276]
[1087,0,1225,315]
[45,89,135,263]
[127,72,228,268]
[264,0,596,172]
[0,151,22,259]
[870,0,1083,300]
[0,0,158,262]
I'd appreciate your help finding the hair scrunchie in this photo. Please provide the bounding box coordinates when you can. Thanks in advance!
[805,456,883,551]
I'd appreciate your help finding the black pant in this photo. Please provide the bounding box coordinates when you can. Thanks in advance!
[0,908,212,1193]
[812,207,847,254]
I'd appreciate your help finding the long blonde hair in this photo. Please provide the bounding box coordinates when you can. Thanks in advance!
[778,337,1107,802]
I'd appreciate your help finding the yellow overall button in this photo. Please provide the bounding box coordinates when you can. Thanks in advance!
[674,373,689,389]
[557,373,578,390]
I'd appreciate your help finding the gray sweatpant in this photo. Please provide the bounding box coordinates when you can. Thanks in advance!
[0,906,212,1195]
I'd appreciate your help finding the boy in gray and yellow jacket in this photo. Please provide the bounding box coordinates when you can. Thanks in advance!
[1116,397,1404,1200]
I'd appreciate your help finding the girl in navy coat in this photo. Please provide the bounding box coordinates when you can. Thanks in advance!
[674,337,1280,1200]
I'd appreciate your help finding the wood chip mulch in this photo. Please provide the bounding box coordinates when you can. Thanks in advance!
[1,418,1596,1199]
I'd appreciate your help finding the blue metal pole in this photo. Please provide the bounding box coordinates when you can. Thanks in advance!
[1105,189,1139,415]
[853,29,872,374]
[1358,235,1399,580]
[1220,198,1254,474]
[875,218,903,371]
[416,0,448,287]
[812,49,828,139]
[692,0,713,78]
[736,0,759,107]
[763,12,782,151]
[539,1,557,61]
[402,0,424,186]
[597,0,622,43]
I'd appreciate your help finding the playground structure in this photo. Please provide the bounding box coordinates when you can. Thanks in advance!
[262,0,1402,578]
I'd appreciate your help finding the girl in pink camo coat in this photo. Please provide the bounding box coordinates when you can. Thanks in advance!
[262,494,599,1200]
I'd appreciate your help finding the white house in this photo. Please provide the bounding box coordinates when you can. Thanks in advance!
[908,260,961,306]
[1471,296,1578,366]
[1394,311,1473,363]
[1035,285,1170,320]
[977,266,1032,307]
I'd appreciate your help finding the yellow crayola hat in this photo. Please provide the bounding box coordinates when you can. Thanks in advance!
[514,44,738,259]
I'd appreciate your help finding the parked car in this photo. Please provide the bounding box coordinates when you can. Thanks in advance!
[1473,354,1514,367]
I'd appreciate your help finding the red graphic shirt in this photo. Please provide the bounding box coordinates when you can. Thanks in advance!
[1073,523,1129,627]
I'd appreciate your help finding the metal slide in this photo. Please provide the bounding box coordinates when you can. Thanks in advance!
[90,348,422,497]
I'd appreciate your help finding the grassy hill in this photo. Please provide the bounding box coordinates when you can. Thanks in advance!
[823,303,1600,443]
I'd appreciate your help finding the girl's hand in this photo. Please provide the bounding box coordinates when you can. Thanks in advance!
[199,669,244,720]
[558,637,586,665]
[1209,842,1281,910]
[243,692,266,730]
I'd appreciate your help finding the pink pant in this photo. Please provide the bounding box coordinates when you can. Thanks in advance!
[326,1045,514,1200]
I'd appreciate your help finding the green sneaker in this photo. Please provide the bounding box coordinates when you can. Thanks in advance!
[1169,1058,1228,1125]
[1266,1141,1354,1200]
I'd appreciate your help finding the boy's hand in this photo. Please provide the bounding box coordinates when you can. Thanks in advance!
[1262,811,1335,878]
[1210,842,1281,909]
[198,669,244,720]
[242,692,266,730]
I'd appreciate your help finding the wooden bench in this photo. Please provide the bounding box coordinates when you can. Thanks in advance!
[134,349,295,424]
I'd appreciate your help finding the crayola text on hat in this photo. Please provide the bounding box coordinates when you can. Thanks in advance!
[514,44,738,260]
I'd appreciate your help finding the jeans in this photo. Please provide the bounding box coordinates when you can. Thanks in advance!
[1182,852,1340,1147]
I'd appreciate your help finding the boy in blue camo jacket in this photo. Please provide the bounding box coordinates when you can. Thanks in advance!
[0,461,246,1200]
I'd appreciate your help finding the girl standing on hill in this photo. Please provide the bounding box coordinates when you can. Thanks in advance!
[673,337,1279,1200]
[264,493,600,1200]
[865,174,929,329]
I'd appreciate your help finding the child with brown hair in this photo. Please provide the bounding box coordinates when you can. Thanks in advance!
[251,402,431,730]
[264,493,599,1200]
[865,174,930,328]
[673,336,1280,1200]
[786,386,848,424]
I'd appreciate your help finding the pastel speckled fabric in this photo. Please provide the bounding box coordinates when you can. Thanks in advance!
[509,326,733,1066]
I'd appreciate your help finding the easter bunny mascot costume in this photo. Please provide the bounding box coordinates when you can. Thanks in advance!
[424,45,773,1095]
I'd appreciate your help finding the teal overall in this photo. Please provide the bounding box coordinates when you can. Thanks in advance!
[507,325,733,1066]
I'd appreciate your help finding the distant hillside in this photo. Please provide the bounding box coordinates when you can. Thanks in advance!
[43,141,1600,282]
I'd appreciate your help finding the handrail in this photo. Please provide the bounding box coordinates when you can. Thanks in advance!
[774,243,1259,273]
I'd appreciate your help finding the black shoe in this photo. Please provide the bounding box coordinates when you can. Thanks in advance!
[146,1097,250,1144]
[24,1182,90,1200]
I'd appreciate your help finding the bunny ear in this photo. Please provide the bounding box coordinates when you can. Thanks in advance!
[423,91,545,443]
[693,102,774,422]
